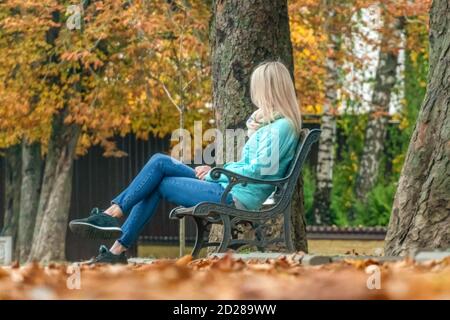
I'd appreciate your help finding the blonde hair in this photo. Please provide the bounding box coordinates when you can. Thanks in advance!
[250,61,302,133]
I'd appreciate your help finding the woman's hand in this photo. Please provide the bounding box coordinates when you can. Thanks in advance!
[195,165,211,180]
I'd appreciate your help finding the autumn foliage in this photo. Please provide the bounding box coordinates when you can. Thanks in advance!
[0,254,449,299]
[0,0,430,153]
[0,0,211,155]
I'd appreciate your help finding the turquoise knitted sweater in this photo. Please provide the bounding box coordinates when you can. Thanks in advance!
[205,117,299,210]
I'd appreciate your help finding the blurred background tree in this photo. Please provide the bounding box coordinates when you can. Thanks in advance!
[290,0,431,227]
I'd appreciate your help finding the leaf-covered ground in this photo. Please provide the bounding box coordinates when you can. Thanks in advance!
[1,254,449,299]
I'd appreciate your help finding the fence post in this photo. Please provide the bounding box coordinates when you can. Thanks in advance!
[179,219,185,257]
[179,105,186,257]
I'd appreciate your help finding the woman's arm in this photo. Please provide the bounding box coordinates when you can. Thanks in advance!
[195,165,211,180]
[224,121,295,179]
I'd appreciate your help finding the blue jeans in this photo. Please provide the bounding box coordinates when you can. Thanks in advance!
[112,153,233,248]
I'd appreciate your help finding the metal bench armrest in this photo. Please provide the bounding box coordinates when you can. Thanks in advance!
[208,167,287,204]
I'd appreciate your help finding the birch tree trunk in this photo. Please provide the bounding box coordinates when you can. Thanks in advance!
[312,2,340,225]
[355,15,404,207]
[385,0,450,256]
[209,0,307,252]
[18,142,43,262]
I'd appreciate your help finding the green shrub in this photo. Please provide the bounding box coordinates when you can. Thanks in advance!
[353,182,396,226]
[302,166,315,224]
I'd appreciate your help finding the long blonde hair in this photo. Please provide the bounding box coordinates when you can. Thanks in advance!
[250,61,302,133]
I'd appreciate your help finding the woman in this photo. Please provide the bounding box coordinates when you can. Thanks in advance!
[69,61,302,264]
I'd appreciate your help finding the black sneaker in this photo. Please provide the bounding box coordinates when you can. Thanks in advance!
[86,245,128,265]
[69,208,122,240]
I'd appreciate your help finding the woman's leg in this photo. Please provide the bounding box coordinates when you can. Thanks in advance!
[115,176,233,251]
[69,153,195,242]
[114,191,161,250]
[109,153,196,216]
[158,177,233,207]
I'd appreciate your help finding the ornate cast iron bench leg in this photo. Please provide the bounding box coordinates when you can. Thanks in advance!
[254,223,266,252]
[190,215,232,257]
[217,214,232,253]
[192,217,207,258]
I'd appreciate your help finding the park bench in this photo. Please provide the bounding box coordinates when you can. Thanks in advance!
[169,128,321,258]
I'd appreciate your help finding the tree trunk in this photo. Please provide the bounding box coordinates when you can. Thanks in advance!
[1,145,22,260]
[385,0,450,256]
[18,141,43,262]
[290,178,308,251]
[211,0,294,132]
[29,108,80,262]
[312,3,340,226]
[355,15,404,207]
[209,0,307,252]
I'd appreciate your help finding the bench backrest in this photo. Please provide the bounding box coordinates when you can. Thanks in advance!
[271,128,321,210]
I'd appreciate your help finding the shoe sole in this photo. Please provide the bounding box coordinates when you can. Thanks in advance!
[69,221,122,240]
